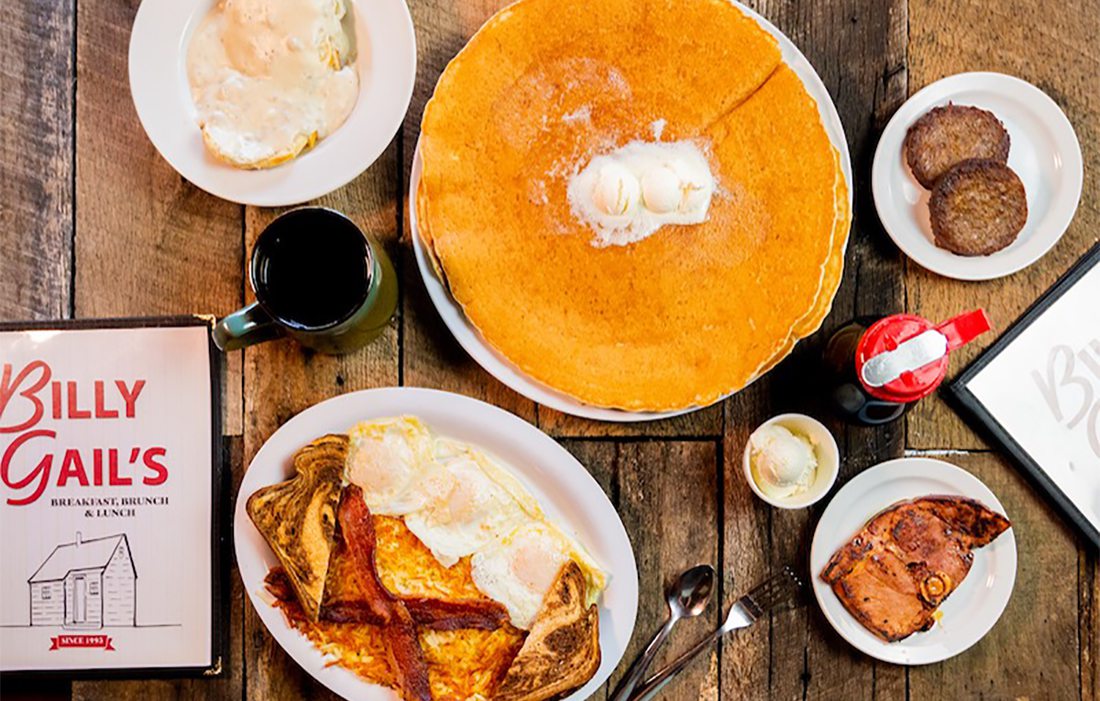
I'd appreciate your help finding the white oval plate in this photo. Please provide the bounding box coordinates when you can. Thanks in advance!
[409,0,853,422]
[129,0,416,207]
[234,387,638,701]
[810,457,1016,665]
[872,72,1083,281]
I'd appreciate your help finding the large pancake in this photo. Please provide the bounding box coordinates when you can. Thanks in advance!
[419,0,843,411]
[750,149,852,380]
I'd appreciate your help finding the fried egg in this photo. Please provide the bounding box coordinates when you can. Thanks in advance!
[346,416,437,515]
[471,522,606,630]
[403,444,529,568]
[344,417,608,630]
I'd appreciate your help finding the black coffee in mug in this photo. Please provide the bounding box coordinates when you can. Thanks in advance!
[213,207,398,355]
[253,209,371,329]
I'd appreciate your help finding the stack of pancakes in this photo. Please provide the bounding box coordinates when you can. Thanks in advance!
[417,0,850,412]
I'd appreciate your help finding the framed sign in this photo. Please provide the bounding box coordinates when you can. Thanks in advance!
[950,243,1100,548]
[0,317,223,676]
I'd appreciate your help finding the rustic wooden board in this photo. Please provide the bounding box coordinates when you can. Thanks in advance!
[905,0,1100,451]
[1083,551,1099,701]
[5,0,1098,699]
[565,440,723,701]
[0,0,74,322]
[907,452,1081,699]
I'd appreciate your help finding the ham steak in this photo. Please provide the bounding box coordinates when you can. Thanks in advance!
[821,496,1010,642]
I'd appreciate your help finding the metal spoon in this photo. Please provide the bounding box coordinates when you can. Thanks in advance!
[609,564,715,701]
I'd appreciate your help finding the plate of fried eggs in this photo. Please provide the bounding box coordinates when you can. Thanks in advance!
[234,387,638,700]
[129,0,415,206]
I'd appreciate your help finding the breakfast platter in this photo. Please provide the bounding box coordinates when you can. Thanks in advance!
[234,388,637,700]
[3,0,1098,698]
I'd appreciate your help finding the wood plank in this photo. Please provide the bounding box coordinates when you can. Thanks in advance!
[1081,550,1098,701]
[241,147,401,701]
[400,0,536,423]
[539,405,723,439]
[72,0,244,435]
[562,440,722,701]
[908,452,1081,699]
[720,0,909,699]
[0,0,73,321]
[70,0,244,697]
[905,0,1100,450]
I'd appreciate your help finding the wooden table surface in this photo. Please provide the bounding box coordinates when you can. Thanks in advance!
[3,0,1098,699]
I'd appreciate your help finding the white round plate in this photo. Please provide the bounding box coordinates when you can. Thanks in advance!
[810,457,1017,665]
[409,1,852,422]
[234,387,638,701]
[129,0,416,207]
[872,72,1083,281]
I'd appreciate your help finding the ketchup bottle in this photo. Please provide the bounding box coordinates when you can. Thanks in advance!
[822,310,991,426]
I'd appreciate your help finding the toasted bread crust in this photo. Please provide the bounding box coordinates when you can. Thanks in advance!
[494,561,600,701]
[929,159,1027,256]
[904,104,1010,188]
[246,434,347,621]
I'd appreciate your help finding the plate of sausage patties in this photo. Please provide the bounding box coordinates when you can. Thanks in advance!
[810,457,1016,665]
[872,72,1082,281]
[235,387,638,700]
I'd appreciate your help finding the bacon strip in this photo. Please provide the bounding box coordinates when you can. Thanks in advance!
[338,486,432,701]
[403,597,510,631]
[319,600,386,625]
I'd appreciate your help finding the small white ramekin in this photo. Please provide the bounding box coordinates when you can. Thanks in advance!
[741,413,840,509]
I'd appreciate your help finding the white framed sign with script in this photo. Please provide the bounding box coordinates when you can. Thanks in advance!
[952,243,1100,548]
[0,317,222,676]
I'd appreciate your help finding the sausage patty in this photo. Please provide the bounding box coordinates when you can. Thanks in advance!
[929,159,1027,256]
[904,104,1010,188]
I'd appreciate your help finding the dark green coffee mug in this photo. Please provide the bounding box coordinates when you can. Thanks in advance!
[213,208,397,355]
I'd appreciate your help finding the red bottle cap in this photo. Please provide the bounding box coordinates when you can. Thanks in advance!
[855,309,991,404]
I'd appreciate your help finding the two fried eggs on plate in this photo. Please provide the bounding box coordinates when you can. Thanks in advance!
[346,416,606,630]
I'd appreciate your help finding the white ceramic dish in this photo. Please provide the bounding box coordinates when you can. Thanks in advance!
[742,413,839,509]
[810,457,1017,665]
[234,387,638,701]
[409,0,852,422]
[872,72,1082,281]
[129,0,416,207]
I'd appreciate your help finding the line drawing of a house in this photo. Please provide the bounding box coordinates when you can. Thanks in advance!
[28,532,137,630]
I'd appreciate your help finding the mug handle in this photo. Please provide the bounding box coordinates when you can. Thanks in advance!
[212,302,285,351]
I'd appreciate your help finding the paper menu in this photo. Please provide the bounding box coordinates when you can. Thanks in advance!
[0,322,218,673]
[963,256,1100,536]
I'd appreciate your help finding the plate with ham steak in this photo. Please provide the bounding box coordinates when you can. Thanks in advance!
[810,457,1016,665]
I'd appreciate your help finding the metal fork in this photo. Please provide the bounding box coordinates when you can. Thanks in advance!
[627,566,803,701]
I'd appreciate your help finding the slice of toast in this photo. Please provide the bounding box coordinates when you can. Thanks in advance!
[247,434,347,621]
[493,561,601,701]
